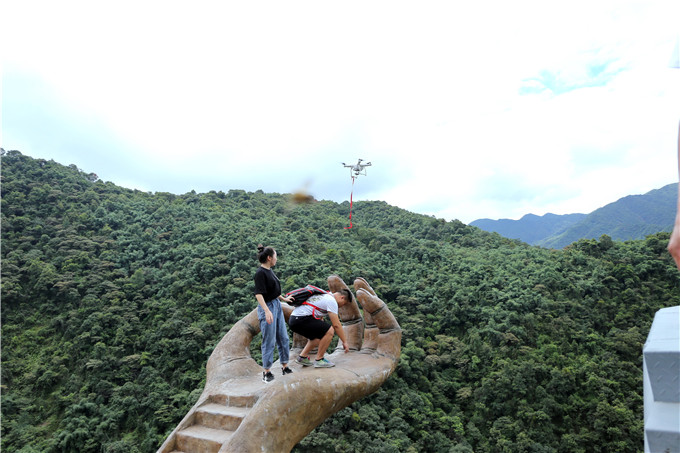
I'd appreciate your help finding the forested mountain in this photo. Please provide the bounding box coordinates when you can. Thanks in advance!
[471,183,676,248]
[470,213,587,246]
[2,149,679,452]
[538,184,677,249]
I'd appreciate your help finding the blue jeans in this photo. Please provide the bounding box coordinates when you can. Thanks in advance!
[257,298,290,370]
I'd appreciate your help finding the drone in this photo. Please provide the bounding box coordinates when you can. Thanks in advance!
[342,158,372,177]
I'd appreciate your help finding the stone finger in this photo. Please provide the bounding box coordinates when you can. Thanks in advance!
[328,274,361,323]
[355,288,402,362]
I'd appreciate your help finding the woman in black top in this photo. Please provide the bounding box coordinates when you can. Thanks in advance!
[254,245,294,383]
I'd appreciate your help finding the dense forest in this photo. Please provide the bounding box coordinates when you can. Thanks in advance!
[2,149,679,452]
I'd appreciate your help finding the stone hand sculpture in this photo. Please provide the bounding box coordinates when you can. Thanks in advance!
[158,276,401,453]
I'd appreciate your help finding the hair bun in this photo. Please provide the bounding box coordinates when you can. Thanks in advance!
[257,244,265,253]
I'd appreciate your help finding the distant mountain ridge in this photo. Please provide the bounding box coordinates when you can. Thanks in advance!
[471,213,587,245]
[470,183,677,248]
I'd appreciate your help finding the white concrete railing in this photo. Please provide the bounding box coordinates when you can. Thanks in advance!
[643,306,680,453]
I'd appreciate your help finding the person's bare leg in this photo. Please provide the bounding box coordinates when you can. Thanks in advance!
[315,327,335,360]
[300,338,320,358]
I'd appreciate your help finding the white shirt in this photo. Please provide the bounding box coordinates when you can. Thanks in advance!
[291,293,338,319]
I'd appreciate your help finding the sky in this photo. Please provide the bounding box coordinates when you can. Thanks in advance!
[2,1,679,224]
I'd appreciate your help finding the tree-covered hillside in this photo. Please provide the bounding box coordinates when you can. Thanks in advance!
[471,213,587,245]
[472,184,676,249]
[2,150,679,452]
[538,184,677,249]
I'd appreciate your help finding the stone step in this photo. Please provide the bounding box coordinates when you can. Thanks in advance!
[195,403,249,431]
[210,393,259,408]
[175,425,233,453]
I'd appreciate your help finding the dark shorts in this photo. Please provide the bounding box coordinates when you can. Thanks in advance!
[289,315,331,340]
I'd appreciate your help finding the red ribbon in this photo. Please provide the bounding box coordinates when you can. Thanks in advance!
[344,176,355,229]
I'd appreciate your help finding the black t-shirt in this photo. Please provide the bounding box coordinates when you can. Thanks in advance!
[253,266,281,303]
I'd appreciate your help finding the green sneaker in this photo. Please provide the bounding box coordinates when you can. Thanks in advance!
[296,356,313,367]
[314,357,335,368]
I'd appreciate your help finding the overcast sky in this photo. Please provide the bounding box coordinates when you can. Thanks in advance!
[3,1,679,224]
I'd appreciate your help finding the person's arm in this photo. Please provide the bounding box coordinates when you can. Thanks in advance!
[328,312,349,353]
[668,121,680,269]
[255,293,273,324]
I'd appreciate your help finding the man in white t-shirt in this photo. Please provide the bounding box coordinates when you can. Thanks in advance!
[288,289,352,367]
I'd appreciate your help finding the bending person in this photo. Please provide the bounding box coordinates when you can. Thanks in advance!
[289,288,352,367]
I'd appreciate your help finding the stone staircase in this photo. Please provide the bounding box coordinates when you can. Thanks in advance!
[166,392,259,453]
